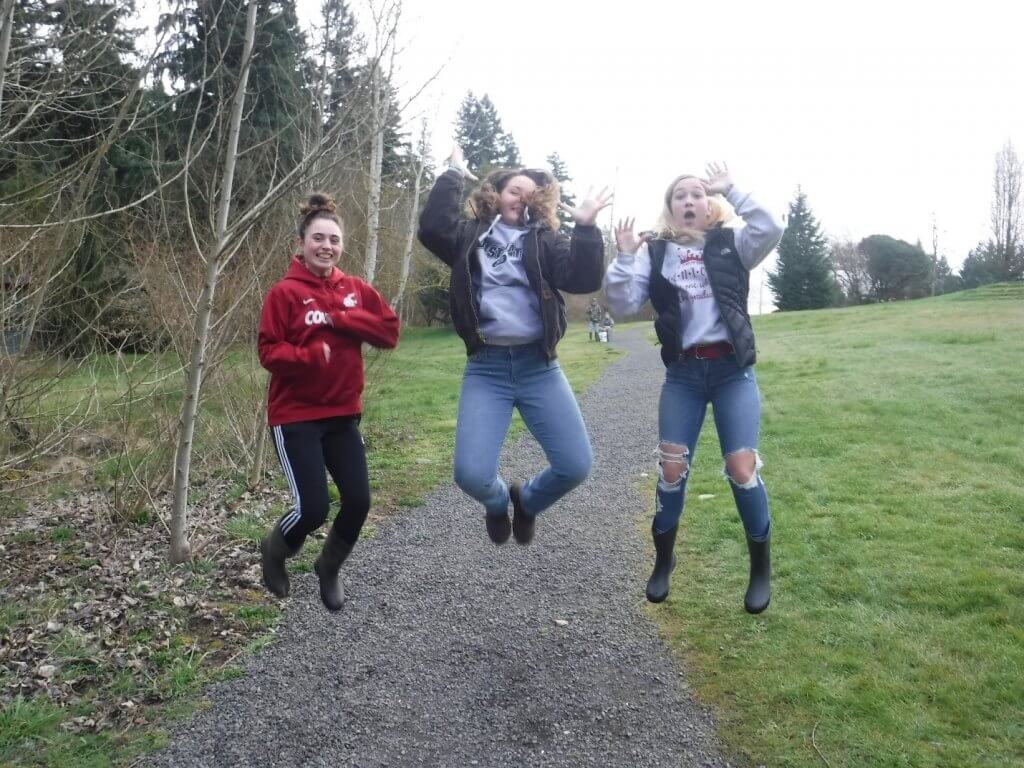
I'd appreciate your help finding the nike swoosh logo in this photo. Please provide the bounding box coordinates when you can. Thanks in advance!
[302,298,314,304]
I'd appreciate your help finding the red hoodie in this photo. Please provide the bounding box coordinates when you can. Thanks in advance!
[258,257,399,426]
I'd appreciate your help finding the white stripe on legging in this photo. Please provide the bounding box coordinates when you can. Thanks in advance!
[273,425,302,535]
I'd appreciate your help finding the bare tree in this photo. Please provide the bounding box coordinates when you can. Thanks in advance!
[830,239,870,305]
[991,140,1022,281]
[0,2,187,466]
[363,63,384,283]
[362,0,402,283]
[0,0,15,121]
[392,118,428,310]
[168,0,261,563]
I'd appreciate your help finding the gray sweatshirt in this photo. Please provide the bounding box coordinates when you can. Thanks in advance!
[474,218,543,345]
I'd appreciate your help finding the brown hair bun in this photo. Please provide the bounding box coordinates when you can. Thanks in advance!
[301,192,337,217]
[297,192,343,238]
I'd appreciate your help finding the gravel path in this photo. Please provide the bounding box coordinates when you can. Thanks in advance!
[149,328,734,768]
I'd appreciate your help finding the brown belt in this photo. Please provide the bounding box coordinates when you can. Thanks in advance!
[681,341,733,360]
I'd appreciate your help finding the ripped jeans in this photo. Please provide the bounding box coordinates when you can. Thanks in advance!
[654,355,770,540]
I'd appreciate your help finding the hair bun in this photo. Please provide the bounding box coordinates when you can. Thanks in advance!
[301,192,337,217]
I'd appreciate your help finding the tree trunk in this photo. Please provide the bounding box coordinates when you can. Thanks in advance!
[169,0,259,564]
[248,377,270,490]
[0,0,15,122]
[392,130,426,310]
[363,66,383,283]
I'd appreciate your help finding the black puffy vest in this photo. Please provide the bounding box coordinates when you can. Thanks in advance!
[647,227,757,368]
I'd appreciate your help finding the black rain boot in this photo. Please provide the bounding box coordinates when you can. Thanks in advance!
[485,511,511,544]
[510,482,535,545]
[744,528,772,614]
[314,527,354,612]
[261,523,300,598]
[645,524,678,603]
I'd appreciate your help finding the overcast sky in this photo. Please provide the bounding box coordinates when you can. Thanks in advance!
[153,0,1021,308]
[326,0,1022,276]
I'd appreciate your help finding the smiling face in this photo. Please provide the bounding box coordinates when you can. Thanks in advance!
[668,176,712,231]
[299,217,343,277]
[497,174,538,226]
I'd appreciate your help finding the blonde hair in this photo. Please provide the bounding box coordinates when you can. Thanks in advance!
[464,168,561,231]
[654,174,735,244]
[297,192,343,239]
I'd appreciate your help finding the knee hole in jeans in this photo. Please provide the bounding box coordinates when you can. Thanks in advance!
[724,448,762,489]
[657,442,689,487]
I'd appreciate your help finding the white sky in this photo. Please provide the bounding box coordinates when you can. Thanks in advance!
[349,0,1024,273]
[141,0,1024,306]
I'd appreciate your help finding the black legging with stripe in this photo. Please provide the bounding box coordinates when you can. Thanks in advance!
[272,415,370,550]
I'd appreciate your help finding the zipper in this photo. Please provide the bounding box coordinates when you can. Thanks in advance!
[532,230,548,335]
[653,240,685,358]
[530,230,552,355]
[702,237,742,356]
[464,224,486,343]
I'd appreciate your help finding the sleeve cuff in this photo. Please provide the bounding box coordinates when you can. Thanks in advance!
[572,223,601,238]
[725,185,750,208]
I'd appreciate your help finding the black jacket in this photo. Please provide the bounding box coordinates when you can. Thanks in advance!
[647,228,757,367]
[417,169,604,359]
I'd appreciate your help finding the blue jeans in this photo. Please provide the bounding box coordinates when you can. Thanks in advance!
[654,355,770,540]
[454,343,592,517]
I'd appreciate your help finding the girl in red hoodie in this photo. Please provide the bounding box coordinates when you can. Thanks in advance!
[257,193,399,611]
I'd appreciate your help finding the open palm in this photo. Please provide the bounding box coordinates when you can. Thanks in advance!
[560,186,613,226]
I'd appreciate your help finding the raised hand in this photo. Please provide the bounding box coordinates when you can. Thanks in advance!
[447,143,478,181]
[614,217,646,255]
[702,162,733,195]
[559,186,613,227]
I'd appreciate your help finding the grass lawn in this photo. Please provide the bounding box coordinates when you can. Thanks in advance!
[648,283,1024,768]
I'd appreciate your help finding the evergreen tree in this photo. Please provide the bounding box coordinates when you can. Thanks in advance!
[959,243,1002,289]
[767,189,836,310]
[158,0,316,207]
[547,151,576,235]
[933,255,961,295]
[316,0,360,126]
[500,132,521,168]
[374,79,410,177]
[454,92,520,173]
[0,0,161,352]
[860,234,933,300]
[0,0,146,199]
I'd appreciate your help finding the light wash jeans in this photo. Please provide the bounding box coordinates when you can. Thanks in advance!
[454,343,592,517]
[654,355,770,539]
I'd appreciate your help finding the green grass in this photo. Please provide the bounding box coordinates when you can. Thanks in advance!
[0,697,118,768]
[648,283,1024,768]
[0,646,201,768]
